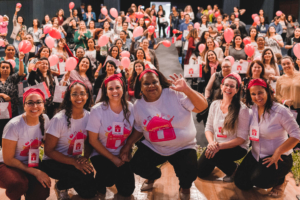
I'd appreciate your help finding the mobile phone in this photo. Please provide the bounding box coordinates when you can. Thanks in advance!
[141,5,145,9]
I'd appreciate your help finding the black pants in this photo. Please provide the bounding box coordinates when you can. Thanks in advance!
[130,143,197,189]
[234,152,293,190]
[197,146,247,178]
[90,155,135,197]
[40,159,97,199]
[158,23,166,38]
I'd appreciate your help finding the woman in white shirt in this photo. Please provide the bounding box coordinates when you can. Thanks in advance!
[184,5,194,21]
[84,38,97,70]
[0,89,50,200]
[119,70,208,200]
[197,73,250,182]
[42,80,97,200]
[235,78,300,197]
[87,74,135,199]
[265,26,284,54]
[261,48,280,90]
[103,21,114,46]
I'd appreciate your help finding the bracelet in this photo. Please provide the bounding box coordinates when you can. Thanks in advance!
[33,68,37,71]
[96,70,99,73]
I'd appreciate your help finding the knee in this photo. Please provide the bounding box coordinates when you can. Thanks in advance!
[234,177,252,191]
[6,179,29,199]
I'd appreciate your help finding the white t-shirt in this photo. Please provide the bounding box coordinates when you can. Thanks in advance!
[133,88,197,156]
[0,114,50,164]
[86,102,134,156]
[43,109,90,160]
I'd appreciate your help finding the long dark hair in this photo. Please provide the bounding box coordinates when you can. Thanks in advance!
[136,48,146,60]
[99,75,130,124]
[0,61,14,77]
[249,26,258,41]
[34,46,51,58]
[75,57,95,83]
[134,70,171,99]
[204,50,218,73]
[215,76,241,135]
[108,45,120,59]
[102,60,118,76]
[36,57,54,88]
[232,34,244,48]
[202,37,215,59]
[246,60,265,78]
[261,48,277,70]
[129,60,145,90]
[59,81,93,128]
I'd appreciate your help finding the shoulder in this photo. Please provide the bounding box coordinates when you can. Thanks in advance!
[6,115,23,127]
[91,102,106,112]
[127,101,134,111]
[211,100,221,108]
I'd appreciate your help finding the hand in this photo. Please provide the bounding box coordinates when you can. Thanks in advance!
[198,7,200,10]
[131,37,135,42]
[95,45,100,51]
[226,43,230,48]
[16,7,20,12]
[35,61,42,70]
[192,57,197,60]
[19,52,25,60]
[73,160,94,175]
[205,148,219,159]
[110,156,125,167]
[207,141,219,151]
[239,60,244,64]
[285,99,294,107]
[124,67,129,75]
[41,33,45,38]
[119,65,124,70]
[262,153,283,169]
[268,74,275,81]
[168,74,189,93]
[64,71,71,81]
[119,144,131,162]
[76,156,89,164]
[34,170,51,188]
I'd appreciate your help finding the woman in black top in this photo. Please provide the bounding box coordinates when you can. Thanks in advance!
[157,5,166,38]
[64,19,78,50]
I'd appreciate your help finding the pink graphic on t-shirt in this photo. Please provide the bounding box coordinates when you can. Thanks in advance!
[106,128,131,149]
[67,131,87,155]
[146,116,176,142]
[20,139,42,156]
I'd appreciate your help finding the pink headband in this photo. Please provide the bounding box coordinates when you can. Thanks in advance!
[23,88,45,104]
[222,73,241,88]
[247,78,267,89]
[104,73,123,87]
[139,69,158,81]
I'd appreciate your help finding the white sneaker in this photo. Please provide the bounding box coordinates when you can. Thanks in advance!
[55,183,70,200]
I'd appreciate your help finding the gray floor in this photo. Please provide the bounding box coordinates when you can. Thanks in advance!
[155,39,208,147]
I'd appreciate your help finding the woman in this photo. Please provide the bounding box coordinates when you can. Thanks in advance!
[128,60,145,101]
[198,73,250,182]
[184,28,198,65]
[74,21,92,50]
[0,44,26,74]
[229,13,236,25]
[42,15,51,27]
[257,16,269,36]
[242,60,266,98]
[83,5,96,27]
[265,26,284,54]
[199,16,209,37]
[119,70,207,199]
[11,6,27,52]
[258,9,269,24]
[157,5,166,38]
[84,38,98,71]
[61,57,94,92]
[208,26,218,40]
[225,35,247,62]
[135,18,147,31]
[28,46,51,73]
[286,15,299,40]
[27,57,56,118]
[24,34,39,66]
[233,7,246,18]
[87,74,135,199]
[115,38,129,52]
[88,20,96,37]
[56,9,66,26]
[254,36,266,58]
[51,39,69,75]
[0,59,25,143]
[235,78,300,197]
[47,17,66,47]
[279,14,287,41]
[276,56,300,135]
[249,27,258,50]
[27,19,43,48]
[184,5,194,21]
[170,6,179,36]
[103,21,114,46]
[42,81,97,200]
[141,31,161,50]
[65,19,78,50]
[261,48,280,82]
[201,37,224,64]
[0,89,51,200]
[70,8,80,25]
[178,11,185,27]
[113,16,123,35]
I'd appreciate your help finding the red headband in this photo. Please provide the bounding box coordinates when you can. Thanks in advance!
[139,69,158,81]
[104,73,123,87]
[222,73,241,88]
[23,88,45,104]
[247,78,267,89]
[69,80,87,90]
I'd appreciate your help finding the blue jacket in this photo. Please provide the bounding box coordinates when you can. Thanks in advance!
[269,22,283,35]
[83,12,96,26]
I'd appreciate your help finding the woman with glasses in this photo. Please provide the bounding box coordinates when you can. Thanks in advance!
[0,89,51,200]
[42,80,97,200]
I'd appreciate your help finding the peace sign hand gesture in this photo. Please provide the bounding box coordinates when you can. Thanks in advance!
[168,73,189,93]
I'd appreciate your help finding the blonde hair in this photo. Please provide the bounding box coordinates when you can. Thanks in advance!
[186,28,198,40]
[184,5,192,13]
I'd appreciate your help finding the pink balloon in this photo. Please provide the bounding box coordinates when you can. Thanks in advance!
[69,2,75,10]
[8,59,16,68]
[136,12,144,19]
[120,51,130,58]
[208,10,213,15]
[214,12,220,18]
[243,37,251,45]
[276,11,282,16]
[293,43,300,59]
[198,44,205,53]
[98,35,109,47]
[147,25,155,33]
[110,8,118,18]
[0,16,3,22]
[18,40,32,54]
[133,27,143,37]
[49,28,61,39]
[44,26,52,34]
[101,7,108,16]
[65,57,78,71]
[121,57,130,69]
[245,44,255,57]
[194,22,200,29]
[225,56,235,66]
[0,39,4,46]
[214,41,219,47]
[252,14,258,20]
[16,3,22,8]
[45,37,55,49]
[162,40,171,47]
[48,55,59,67]
[224,28,234,43]
[217,24,223,31]
[254,16,260,23]
[125,16,130,23]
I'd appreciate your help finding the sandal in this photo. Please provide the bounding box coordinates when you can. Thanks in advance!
[268,179,289,198]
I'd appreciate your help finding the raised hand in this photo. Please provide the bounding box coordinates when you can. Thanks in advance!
[168,73,189,93]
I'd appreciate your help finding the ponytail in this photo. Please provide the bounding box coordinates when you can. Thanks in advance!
[39,114,45,136]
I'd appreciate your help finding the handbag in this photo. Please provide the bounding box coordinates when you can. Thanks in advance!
[53,77,68,103]
[0,101,12,119]
[184,62,203,78]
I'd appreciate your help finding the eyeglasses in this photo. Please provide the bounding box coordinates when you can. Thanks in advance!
[223,84,236,89]
[25,101,44,107]
[71,93,87,97]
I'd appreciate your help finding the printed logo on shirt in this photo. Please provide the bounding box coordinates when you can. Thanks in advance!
[106,126,131,149]
[20,138,42,156]
[67,131,87,155]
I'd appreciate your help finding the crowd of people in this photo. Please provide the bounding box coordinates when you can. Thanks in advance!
[0,2,300,200]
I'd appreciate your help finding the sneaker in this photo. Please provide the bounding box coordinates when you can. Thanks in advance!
[55,183,70,200]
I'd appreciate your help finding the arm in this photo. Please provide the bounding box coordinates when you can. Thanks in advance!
[204,73,216,98]
[27,70,38,85]
[13,12,17,26]
[275,80,283,102]
[129,39,135,55]
[0,93,11,101]
[239,9,246,15]
[18,53,25,76]
[224,44,230,57]
[152,52,159,70]
[218,138,245,150]
[128,78,135,97]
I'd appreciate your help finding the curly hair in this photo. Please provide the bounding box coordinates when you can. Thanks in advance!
[59,81,93,128]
